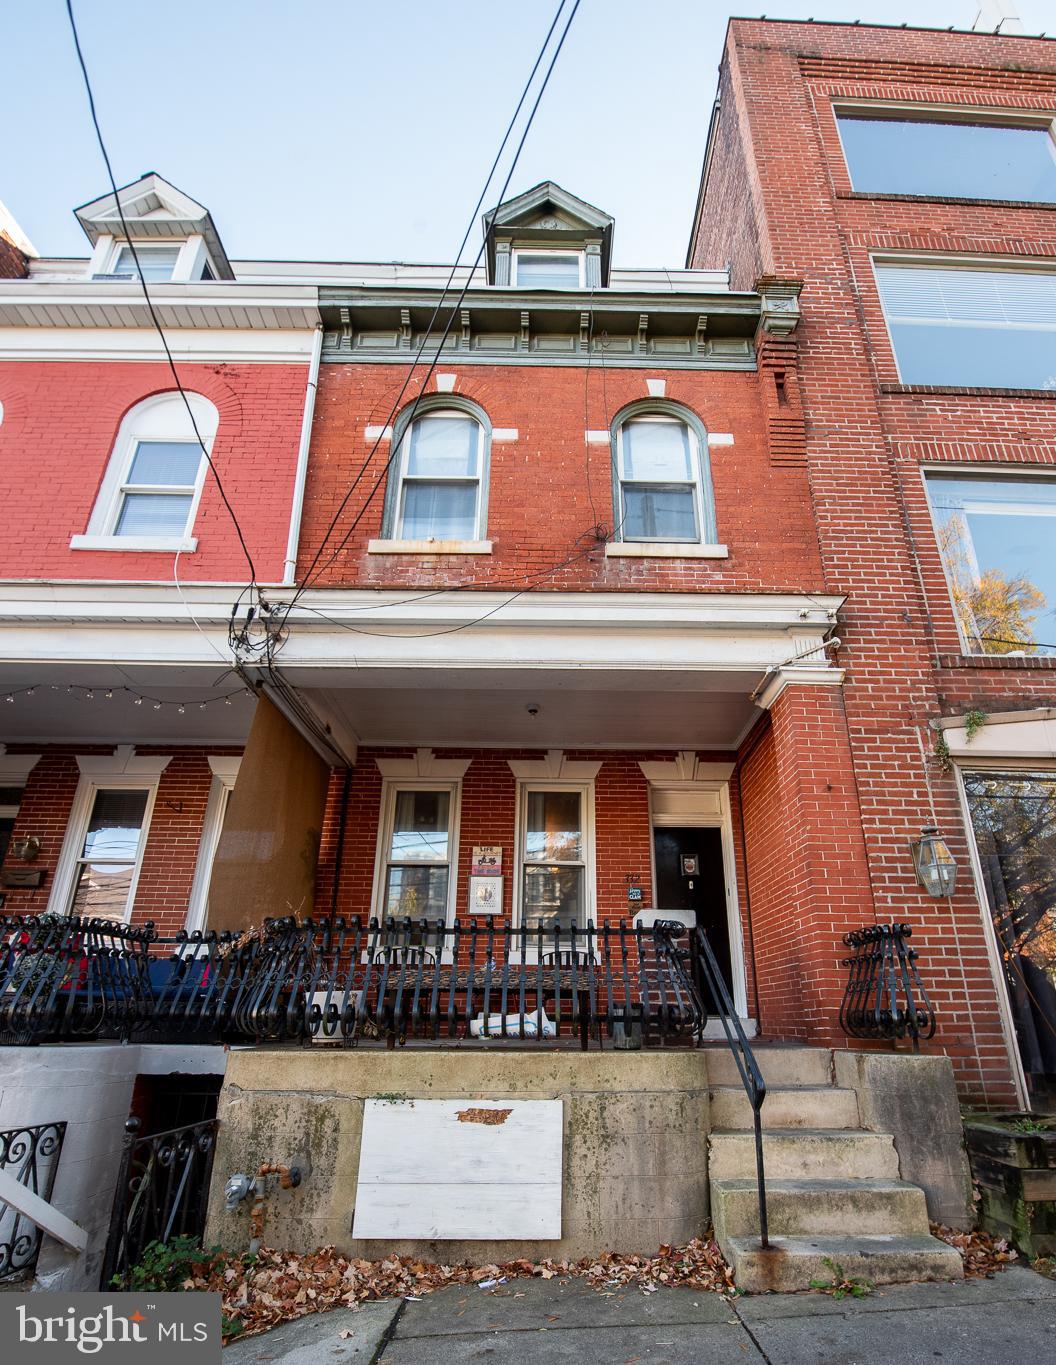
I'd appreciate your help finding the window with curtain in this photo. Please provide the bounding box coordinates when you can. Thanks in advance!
[838,114,1056,203]
[381,787,454,925]
[964,770,1056,1105]
[69,788,150,919]
[115,440,204,537]
[392,411,485,541]
[521,788,585,931]
[615,414,708,542]
[875,262,1056,389]
[926,472,1056,656]
[513,251,582,289]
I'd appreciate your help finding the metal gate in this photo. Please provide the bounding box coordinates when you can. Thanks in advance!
[0,1121,67,1283]
[101,1116,218,1289]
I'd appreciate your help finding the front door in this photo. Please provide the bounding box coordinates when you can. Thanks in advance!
[653,825,733,1013]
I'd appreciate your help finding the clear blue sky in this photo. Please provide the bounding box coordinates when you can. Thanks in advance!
[2,1,1052,269]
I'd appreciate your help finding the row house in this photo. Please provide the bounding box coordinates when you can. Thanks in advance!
[689,16,1056,1116]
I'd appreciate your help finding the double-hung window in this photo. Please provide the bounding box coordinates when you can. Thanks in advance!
[837,111,1056,203]
[875,261,1056,390]
[71,392,217,552]
[391,410,486,541]
[68,788,152,919]
[377,784,459,927]
[519,786,591,932]
[926,471,1056,656]
[615,414,709,543]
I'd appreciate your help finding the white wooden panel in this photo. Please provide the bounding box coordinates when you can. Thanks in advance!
[352,1098,562,1240]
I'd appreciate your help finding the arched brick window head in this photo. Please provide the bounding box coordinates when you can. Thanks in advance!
[70,391,219,553]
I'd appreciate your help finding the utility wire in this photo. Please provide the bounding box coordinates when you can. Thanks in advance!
[283,0,582,613]
[65,0,261,595]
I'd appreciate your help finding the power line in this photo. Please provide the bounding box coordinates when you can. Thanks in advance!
[65,0,260,596]
[283,0,582,613]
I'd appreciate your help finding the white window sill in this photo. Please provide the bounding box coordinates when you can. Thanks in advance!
[69,534,198,553]
[605,541,728,559]
[367,539,493,555]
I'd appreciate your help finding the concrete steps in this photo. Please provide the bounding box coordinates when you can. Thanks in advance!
[707,1046,962,1292]
[720,1234,964,1294]
[709,1085,859,1130]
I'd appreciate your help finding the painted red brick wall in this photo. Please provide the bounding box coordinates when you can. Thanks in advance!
[297,363,825,594]
[0,361,309,582]
[688,17,1056,1103]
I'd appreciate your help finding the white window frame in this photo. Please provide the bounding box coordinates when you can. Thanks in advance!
[370,779,463,938]
[184,757,240,935]
[70,391,217,552]
[513,779,597,939]
[871,253,1056,389]
[511,248,585,289]
[390,410,487,543]
[922,464,1056,656]
[47,754,170,922]
[92,233,216,283]
[833,99,1056,201]
[614,413,710,544]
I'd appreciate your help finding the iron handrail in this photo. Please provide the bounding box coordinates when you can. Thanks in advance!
[661,921,768,1249]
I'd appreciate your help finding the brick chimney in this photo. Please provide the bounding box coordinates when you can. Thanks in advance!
[0,197,34,279]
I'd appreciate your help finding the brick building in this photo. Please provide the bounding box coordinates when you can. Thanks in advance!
[688,17,1056,1111]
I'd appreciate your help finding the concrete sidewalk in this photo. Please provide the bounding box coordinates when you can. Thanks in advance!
[226,1265,1056,1364]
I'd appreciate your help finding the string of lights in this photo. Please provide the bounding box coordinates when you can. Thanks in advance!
[1,684,252,713]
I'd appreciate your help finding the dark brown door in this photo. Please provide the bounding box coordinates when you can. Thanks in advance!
[653,825,733,1013]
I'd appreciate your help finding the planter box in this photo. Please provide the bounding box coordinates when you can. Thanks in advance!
[964,1115,1056,1258]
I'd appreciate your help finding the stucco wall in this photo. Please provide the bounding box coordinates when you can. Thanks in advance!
[205,1050,712,1264]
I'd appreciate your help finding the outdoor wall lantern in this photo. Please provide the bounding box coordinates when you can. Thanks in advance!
[10,835,40,862]
[910,826,957,898]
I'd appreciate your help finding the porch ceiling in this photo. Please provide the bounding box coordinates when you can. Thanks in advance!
[290,667,765,749]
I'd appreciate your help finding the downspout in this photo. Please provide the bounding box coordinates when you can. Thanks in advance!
[283,322,324,585]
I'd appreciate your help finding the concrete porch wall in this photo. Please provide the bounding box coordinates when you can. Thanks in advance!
[204,1050,712,1264]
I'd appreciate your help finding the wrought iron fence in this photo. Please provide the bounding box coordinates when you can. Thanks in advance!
[839,922,936,1051]
[0,1121,67,1282]
[101,1117,218,1289]
[1,914,704,1049]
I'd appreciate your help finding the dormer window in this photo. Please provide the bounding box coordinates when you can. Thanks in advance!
[512,249,584,289]
[111,244,181,282]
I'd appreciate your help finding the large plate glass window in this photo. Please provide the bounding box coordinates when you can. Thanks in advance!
[521,788,586,932]
[925,472,1056,656]
[963,770,1056,1107]
[875,262,1056,390]
[381,787,456,927]
[615,415,706,542]
[394,412,484,540]
[69,788,150,919]
[838,113,1056,203]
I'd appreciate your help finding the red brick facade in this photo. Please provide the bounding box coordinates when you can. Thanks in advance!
[0,360,309,582]
[688,18,1056,1103]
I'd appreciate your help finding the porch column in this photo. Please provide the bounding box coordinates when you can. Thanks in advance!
[207,696,332,932]
[740,673,874,1046]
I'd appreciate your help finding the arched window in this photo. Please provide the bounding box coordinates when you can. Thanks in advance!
[384,399,491,543]
[611,403,716,545]
[71,391,218,552]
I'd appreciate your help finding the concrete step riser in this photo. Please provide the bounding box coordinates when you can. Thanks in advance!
[709,1131,900,1181]
[710,1087,859,1130]
[711,1181,931,1241]
[722,1236,964,1293]
[705,1048,833,1088]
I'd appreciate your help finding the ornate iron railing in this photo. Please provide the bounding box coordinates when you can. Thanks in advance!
[0,1121,67,1282]
[839,922,937,1052]
[101,1117,218,1289]
[0,914,704,1048]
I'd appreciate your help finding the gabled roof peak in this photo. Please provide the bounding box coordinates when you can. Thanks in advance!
[482,182,614,286]
[74,173,233,279]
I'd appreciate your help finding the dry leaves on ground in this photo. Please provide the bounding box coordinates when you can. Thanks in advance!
[931,1223,1018,1278]
[183,1237,736,1342]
